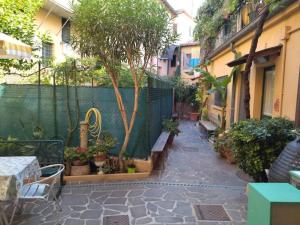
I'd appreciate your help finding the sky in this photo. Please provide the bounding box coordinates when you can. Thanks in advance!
[167,0,204,17]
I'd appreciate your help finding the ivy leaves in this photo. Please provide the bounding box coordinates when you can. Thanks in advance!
[194,0,225,46]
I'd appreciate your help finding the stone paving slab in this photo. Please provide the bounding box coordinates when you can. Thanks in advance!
[11,121,248,225]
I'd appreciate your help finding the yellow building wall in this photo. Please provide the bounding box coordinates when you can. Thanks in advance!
[35,9,67,62]
[207,2,300,128]
[180,45,201,84]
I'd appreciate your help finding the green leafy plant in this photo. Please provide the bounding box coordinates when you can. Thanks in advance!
[88,132,117,156]
[194,0,225,54]
[294,128,300,137]
[229,118,295,181]
[64,147,91,165]
[195,61,240,127]
[214,131,232,153]
[162,119,180,136]
[186,85,200,111]
[0,136,35,156]
[0,0,43,71]
[171,76,190,102]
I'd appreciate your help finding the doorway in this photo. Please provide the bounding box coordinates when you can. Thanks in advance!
[261,66,275,118]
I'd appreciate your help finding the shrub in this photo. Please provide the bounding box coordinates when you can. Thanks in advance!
[213,131,232,154]
[229,118,295,181]
[162,119,180,136]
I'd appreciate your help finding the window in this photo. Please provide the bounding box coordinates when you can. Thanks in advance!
[262,67,275,117]
[214,76,227,107]
[183,53,192,70]
[173,24,177,36]
[223,20,231,36]
[171,54,176,67]
[42,42,52,59]
[62,18,71,43]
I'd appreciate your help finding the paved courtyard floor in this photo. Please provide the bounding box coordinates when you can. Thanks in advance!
[13,121,249,225]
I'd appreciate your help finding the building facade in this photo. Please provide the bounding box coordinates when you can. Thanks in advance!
[35,0,75,63]
[151,0,200,81]
[203,0,300,128]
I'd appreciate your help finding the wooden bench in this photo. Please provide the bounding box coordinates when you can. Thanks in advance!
[151,131,170,170]
[199,120,217,139]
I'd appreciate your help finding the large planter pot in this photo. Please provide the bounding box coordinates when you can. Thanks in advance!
[71,164,90,176]
[190,112,200,121]
[94,154,107,162]
[72,160,87,166]
[269,138,300,182]
[219,147,235,164]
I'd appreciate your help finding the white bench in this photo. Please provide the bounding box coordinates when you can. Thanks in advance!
[199,120,217,139]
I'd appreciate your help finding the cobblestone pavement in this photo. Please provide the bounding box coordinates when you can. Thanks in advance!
[13,121,249,225]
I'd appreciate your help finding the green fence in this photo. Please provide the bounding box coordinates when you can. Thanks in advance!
[0,76,173,159]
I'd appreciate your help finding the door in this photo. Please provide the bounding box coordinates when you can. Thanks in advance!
[261,66,275,118]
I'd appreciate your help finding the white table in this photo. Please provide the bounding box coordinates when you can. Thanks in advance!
[0,156,40,224]
[0,156,41,201]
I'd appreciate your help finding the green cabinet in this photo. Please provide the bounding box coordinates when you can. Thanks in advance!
[247,183,300,225]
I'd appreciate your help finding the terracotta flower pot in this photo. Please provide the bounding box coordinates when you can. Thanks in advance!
[70,164,90,176]
[190,112,200,121]
[72,159,87,166]
[223,147,235,164]
[94,154,107,162]
[219,147,235,164]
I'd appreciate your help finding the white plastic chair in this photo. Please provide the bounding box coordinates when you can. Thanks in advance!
[9,164,64,225]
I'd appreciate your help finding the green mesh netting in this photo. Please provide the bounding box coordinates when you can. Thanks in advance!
[0,76,173,159]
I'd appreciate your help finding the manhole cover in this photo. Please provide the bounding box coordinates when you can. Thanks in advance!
[103,215,130,225]
[194,205,231,221]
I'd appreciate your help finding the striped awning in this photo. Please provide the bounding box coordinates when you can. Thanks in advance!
[0,33,32,60]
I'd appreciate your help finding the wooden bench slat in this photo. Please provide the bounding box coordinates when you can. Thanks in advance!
[151,131,170,152]
[199,120,217,131]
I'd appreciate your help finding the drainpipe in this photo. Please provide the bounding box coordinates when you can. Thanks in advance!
[167,60,169,76]
[279,26,291,116]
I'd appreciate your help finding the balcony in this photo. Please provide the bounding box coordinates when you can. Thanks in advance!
[214,4,259,50]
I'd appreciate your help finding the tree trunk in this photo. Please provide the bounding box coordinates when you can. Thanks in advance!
[243,6,270,119]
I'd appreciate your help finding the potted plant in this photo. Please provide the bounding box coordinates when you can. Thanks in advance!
[162,119,180,145]
[101,157,118,174]
[187,86,200,121]
[125,156,136,173]
[213,131,235,164]
[88,132,117,174]
[64,147,91,176]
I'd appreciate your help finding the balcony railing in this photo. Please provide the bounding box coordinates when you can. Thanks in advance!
[213,4,260,49]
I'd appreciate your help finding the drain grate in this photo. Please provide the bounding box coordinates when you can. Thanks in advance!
[194,204,231,221]
[103,215,130,225]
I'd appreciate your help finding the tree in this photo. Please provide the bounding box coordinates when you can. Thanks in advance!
[72,0,174,170]
[0,0,43,71]
[225,0,281,118]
